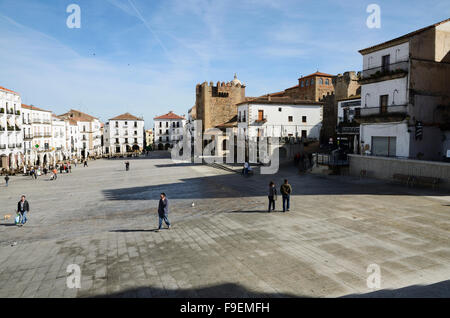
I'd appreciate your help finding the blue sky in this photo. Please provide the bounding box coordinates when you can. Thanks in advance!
[0,0,448,128]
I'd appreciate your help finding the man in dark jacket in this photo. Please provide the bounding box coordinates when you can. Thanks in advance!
[17,195,30,226]
[157,193,171,231]
[280,179,292,212]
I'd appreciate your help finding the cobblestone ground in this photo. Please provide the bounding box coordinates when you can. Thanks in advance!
[0,153,449,298]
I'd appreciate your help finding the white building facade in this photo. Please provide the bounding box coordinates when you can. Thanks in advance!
[236,100,323,141]
[0,86,23,170]
[59,110,103,159]
[22,104,54,167]
[154,111,186,150]
[358,19,450,160]
[104,113,145,155]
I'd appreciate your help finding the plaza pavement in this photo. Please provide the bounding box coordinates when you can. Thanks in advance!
[0,152,449,298]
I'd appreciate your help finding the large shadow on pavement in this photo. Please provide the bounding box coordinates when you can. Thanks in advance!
[88,280,450,298]
[343,280,450,298]
[89,282,299,298]
[102,169,449,201]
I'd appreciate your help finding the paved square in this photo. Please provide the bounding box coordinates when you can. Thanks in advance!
[0,154,449,298]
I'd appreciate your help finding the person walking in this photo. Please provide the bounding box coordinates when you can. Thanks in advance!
[17,195,30,227]
[280,179,292,212]
[68,163,72,173]
[268,181,277,212]
[4,175,10,187]
[83,160,88,168]
[125,161,130,171]
[52,168,58,180]
[157,193,171,231]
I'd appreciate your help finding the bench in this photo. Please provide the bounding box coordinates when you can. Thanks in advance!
[393,174,440,189]
[413,176,440,189]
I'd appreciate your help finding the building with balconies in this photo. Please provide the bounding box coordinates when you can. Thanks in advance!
[236,96,323,141]
[357,18,450,160]
[22,104,53,167]
[59,109,103,159]
[153,111,186,150]
[0,86,23,170]
[336,96,362,153]
[104,113,145,155]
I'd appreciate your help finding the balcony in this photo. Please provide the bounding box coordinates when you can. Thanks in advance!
[34,133,44,138]
[16,143,22,148]
[355,104,408,123]
[0,144,5,150]
[0,126,5,132]
[7,126,15,132]
[43,119,51,124]
[44,133,52,137]
[8,143,16,148]
[32,119,42,124]
[360,60,409,84]
[253,116,268,125]
[24,134,33,140]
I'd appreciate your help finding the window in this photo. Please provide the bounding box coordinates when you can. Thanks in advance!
[159,122,162,128]
[288,116,293,122]
[301,81,304,87]
[302,116,307,123]
[301,130,307,138]
[177,122,180,128]
[319,78,323,85]
[258,110,264,121]
[134,122,137,128]
[380,95,389,113]
[325,79,329,85]
[311,79,314,85]
[372,137,396,157]
[306,80,309,86]
[382,55,391,73]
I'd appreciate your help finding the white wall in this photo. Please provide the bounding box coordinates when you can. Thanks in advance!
[363,42,410,70]
[361,77,408,108]
[105,119,145,154]
[154,119,186,146]
[360,122,410,157]
[238,103,323,139]
[337,99,362,124]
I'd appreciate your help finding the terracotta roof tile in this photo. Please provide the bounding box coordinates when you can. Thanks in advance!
[0,86,19,95]
[110,112,142,121]
[21,104,52,113]
[154,111,185,120]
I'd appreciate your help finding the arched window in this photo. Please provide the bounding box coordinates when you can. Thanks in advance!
[301,81,304,87]
[319,78,323,85]
[311,79,314,85]
[306,80,309,86]
[325,79,329,85]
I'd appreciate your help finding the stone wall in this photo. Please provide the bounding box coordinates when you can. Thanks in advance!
[349,154,450,190]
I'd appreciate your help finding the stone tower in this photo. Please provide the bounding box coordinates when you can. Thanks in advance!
[195,74,246,132]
